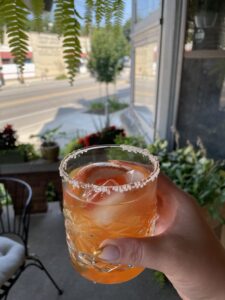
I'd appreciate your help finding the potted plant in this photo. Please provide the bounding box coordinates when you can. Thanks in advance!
[31,126,65,162]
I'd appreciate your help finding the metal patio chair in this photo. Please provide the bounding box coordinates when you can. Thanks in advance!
[0,177,63,299]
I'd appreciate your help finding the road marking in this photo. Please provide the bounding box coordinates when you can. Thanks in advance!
[0,85,99,109]
[0,82,128,109]
[0,103,82,124]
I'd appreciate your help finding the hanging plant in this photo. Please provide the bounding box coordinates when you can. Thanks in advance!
[0,0,125,84]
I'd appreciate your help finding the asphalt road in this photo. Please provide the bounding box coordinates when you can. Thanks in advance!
[0,75,130,143]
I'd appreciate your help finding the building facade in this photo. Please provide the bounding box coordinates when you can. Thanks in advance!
[0,33,91,81]
[130,0,225,159]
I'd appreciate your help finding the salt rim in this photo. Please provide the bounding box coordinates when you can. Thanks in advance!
[59,145,160,193]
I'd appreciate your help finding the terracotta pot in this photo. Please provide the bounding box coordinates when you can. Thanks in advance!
[40,143,59,162]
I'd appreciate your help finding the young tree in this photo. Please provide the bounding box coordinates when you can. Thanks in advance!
[88,27,129,127]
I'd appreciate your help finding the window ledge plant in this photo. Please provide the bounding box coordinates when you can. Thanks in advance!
[31,126,66,162]
[0,124,39,164]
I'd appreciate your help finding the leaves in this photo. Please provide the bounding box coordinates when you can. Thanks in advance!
[85,0,94,33]
[112,0,124,28]
[54,0,81,85]
[95,0,105,26]
[29,0,44,32]
[1,0,125,83]
[88,27,127,83]
[148,140,225,223]
[1,0,29,78]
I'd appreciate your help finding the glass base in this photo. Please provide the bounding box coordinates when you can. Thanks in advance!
[71,257,144,284]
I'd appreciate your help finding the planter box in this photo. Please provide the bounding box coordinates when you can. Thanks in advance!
[0,149,24,164]
[0,159,62,213]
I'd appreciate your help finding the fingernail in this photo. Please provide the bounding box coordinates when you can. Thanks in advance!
[99,245,120,262]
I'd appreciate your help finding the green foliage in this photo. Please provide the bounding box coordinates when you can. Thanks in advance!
[89,98,128,113]
[2,0,29,78]
[45,182,59,202]
[114,135,147,148]
[62,138,83,156]
[153,271,166,287]
[1,0,125,83]
[0,2,5,44]
[30,126,66,146]
[55,74,67,80]
[18,143,39,161]
[0,183,12,205]
[123,19,131,42]
[29,0,44,32]
[60,0,82,85]
[95,0,105,26]
[84,0,94,33]
[88,27,128,83]
[62,126,125,155]
[112,0,124,28]
[148,139,225,223]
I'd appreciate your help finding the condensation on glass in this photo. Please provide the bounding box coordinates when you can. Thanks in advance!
[177,0,225,159]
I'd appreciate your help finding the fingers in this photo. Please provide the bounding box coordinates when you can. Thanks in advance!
[99,237,163,271]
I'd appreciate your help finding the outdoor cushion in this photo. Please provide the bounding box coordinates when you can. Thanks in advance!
[0,237,25,288]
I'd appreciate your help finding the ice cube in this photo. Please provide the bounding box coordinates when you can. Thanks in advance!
[83,179,119,203]
[89,191,125,226]
[126,170,145,183]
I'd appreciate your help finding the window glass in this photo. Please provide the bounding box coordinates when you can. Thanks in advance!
[136,0,161,23]
[134,42,158,127]
[177,0,225,159]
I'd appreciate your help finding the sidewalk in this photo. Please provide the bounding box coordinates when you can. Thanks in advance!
[1,73,91,89]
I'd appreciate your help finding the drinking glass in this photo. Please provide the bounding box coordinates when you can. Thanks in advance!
[59,145,159,284]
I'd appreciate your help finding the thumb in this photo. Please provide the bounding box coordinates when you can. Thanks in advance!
[99,237,163,271]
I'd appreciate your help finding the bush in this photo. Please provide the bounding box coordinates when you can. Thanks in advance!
[114,135,147,148]
[18,143,39,161]
[148,139,225,223]
[55,74,67,80]
[89,98,128,114]
[62,126,126,156]
[0,124,39,162]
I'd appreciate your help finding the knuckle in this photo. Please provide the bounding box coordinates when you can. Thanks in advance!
[120,239,144,266]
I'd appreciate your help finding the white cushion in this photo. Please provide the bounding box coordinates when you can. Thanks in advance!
[0,237,25,288]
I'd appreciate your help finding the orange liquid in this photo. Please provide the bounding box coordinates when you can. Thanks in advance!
[63,161,157,284]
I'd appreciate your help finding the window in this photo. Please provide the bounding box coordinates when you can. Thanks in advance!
[177,0,225,159]
[134,42,158,128]
[135,0,161,23]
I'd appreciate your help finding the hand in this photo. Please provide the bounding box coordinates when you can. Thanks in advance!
[99,174,225,300]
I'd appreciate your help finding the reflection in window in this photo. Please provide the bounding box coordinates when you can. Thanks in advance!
[136,0,161,23]
[177,0,225,159]
[185,0,225,51]
[134,43,158,127]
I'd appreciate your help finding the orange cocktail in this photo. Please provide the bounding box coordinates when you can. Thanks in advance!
[59,145,159,284]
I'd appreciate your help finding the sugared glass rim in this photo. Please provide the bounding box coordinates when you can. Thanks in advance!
[59,144,160,193]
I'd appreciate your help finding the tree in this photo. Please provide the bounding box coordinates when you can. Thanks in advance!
[88,27,129,127]
[123,19,131,42]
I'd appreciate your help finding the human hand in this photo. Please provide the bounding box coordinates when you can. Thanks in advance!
[99,174,225,300]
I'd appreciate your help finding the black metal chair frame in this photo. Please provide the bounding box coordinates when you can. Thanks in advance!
[0,177,63,299]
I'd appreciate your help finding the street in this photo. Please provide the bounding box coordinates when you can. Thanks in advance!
[0,75,130,144]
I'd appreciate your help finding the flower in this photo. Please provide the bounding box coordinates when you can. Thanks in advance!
[76,126,126,149]
[0,124,17,150]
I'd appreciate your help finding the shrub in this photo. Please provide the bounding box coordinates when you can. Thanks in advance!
[89,98,128,114]
[114,135,147,148]
[63,126,126,155]
[0,125,39,162]
[148,139,225,223]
